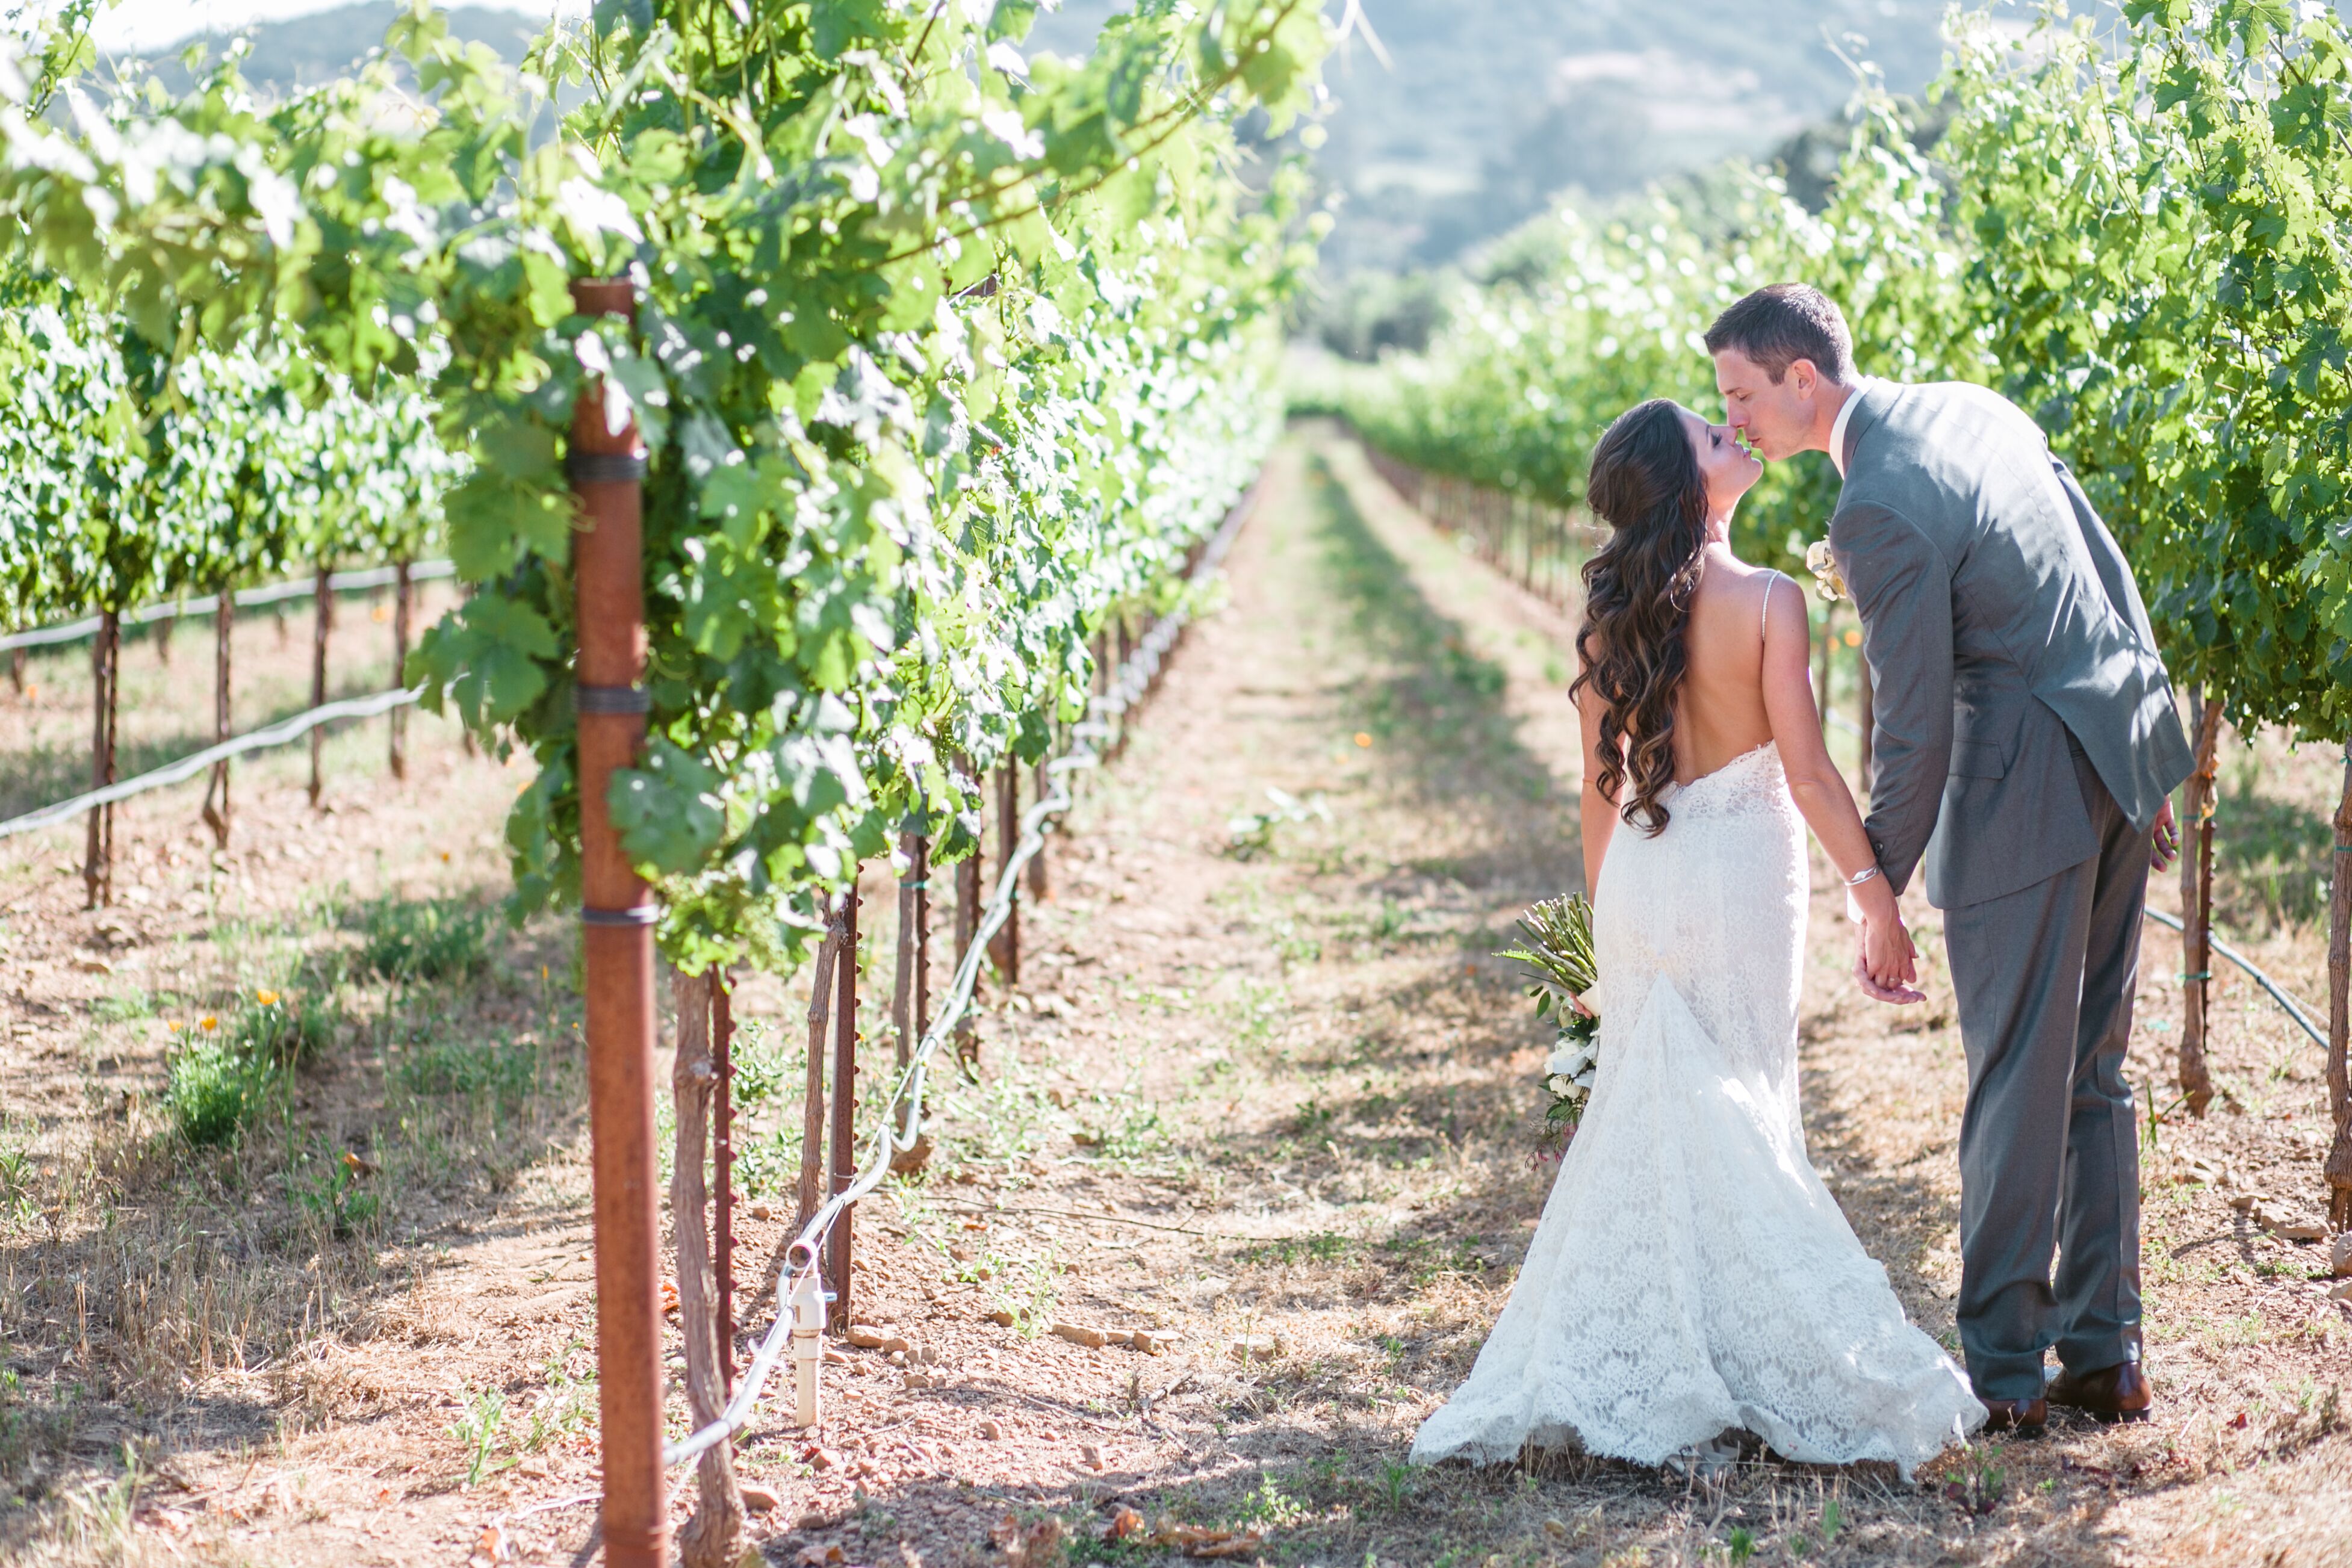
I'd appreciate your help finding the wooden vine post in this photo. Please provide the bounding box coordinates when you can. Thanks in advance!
[827,884,860,1330]
[2178,693,2224,1115]
[990,762,1019,987]
[568,276,668,1568]
[308,562,333,808]
[799,904,840,1229]
[389,559,413,779]
[82,609,119,907]
[669,969,746,1568]
[893,820,922,1073]
[913,836,932,1049]
[953,756,981,1067]
[201,590,233,848]
[2326,743,2351,1232]
[889,827,935,1172]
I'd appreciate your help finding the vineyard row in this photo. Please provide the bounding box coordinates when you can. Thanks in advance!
[1306,0,2352,1232]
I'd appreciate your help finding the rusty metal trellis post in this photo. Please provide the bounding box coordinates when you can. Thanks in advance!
[713,972,737,1396]
[569,276,668,1568]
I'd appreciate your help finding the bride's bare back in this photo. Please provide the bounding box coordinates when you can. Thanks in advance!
[1569,398,1920,1000]
[1674,547,1790,784]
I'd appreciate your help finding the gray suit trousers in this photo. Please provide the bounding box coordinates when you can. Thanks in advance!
[1943,739,2147,1401]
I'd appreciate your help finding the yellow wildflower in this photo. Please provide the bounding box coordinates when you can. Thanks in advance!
[256,989,280,1006]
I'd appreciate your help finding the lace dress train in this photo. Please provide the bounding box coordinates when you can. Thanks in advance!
[1411,743,1983,1473]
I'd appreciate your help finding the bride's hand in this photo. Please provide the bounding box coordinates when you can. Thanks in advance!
[1851,878,1927,1004]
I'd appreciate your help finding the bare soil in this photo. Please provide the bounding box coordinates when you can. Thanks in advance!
[0,427,2345,1567]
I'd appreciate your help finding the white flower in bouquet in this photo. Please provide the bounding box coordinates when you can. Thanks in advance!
[1545,1040,1596,1096]
[1499,895,1601,1154]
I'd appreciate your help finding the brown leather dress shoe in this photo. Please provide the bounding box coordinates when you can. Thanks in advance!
[1977,1395,2047,1434]
[2046,1359,2153,1424]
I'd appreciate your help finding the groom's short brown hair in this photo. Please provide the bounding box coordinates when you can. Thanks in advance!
[1704,284,1854,385]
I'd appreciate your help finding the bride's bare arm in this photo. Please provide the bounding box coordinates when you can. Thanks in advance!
[1757,574,1919,994]
[1574,645,1616,900]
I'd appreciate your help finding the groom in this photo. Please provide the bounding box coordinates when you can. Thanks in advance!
[1704,284,2192,1433]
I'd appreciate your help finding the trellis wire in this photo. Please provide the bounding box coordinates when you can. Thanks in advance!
[0,560,456,653]
[661,474,1261,1468]
[0,686,421,840]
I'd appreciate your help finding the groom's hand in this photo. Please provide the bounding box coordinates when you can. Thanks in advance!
[2150,798,2182,873]
[1854,953,1928,1005]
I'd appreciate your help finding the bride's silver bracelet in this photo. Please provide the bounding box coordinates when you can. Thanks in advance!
[1843,864,1883,889]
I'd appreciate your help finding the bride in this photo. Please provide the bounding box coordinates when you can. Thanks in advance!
[1410,399,1985,1474]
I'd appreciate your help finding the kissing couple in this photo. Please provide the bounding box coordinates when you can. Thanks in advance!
[1411,284,2195,1475]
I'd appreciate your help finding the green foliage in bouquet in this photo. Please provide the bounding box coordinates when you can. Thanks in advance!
[1501,894,1601,1154]
[1499,894,1597,1045]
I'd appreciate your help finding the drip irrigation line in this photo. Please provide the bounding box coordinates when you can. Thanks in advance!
[0,560,456,653]
[660,475,1263,1470]
[0,686,423,840]
[936,1199,1294,1242]
[2142,906,2326,1050]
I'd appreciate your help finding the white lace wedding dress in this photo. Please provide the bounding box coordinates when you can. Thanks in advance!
[1412,742,1984,1473]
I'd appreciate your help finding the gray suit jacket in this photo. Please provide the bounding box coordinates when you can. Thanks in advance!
[1830,380,2192,909]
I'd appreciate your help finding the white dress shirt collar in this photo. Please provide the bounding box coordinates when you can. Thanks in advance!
[1828,377,1874,478]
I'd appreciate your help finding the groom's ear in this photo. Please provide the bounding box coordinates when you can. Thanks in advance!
[1786,358,1820,400]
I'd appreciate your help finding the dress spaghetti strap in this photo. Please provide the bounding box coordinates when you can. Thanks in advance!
[1759,569,1784,642]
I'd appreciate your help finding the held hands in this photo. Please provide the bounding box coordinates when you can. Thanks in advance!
[1848,870,1927,1005]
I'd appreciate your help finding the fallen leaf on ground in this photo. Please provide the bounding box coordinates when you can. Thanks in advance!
[991,1513,1064,1568]
[1150,1521,1266,1558]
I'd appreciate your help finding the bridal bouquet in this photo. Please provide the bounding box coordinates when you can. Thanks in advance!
[1498,895,1600,1149]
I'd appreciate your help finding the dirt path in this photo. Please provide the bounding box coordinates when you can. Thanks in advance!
[2,427,2347,1566]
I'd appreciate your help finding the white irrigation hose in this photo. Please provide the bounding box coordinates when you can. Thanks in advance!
[661,477,1262,1468]
[0,561,456,653]
[0,686,423,840]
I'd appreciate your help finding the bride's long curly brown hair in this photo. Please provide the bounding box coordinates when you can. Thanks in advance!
[1570,399,1710,835]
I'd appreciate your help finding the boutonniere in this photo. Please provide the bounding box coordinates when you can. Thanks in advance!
[1804,539,1848,603]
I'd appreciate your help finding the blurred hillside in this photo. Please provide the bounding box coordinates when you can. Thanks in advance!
[125,2,545,95]
[1029,0,1953,276]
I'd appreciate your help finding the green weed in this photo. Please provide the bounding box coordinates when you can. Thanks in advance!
[450,1385,507,1488]
[396,1037,538,1110]
[230,991,338,1068]
[165,1036,276,1147]
[0,1139,37,1224]
[291,1143,380,1240]
[730,1017,792,1114]
[524,1334,595,1451]
[359,896,493,984]
[92,988,167,1024]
